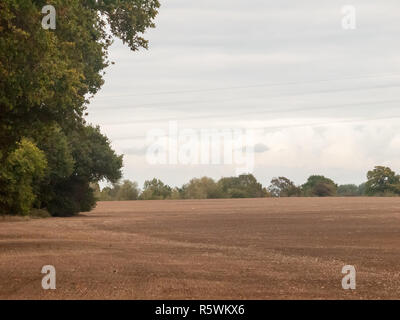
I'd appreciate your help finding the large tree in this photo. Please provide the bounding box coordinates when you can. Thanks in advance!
[218,174,268,198]
[0,0,160,155]
[140,178,172,200]
[0,0,159,215]
[302,175,337,197]
[38,124,123,216]
[181,177,223,199]
[365,166,400,196]
[268,177,301,197]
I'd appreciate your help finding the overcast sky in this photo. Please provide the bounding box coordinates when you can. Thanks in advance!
[87,0,400,188]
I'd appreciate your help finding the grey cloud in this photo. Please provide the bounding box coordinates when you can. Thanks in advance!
[122,146,149,156]
[86,0,400,186]
[254,143,270,153]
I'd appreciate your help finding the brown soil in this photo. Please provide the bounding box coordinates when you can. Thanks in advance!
[1,198,400,300]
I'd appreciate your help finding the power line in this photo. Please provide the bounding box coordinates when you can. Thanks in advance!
[90,82,400,111]
[99,99,400,126]
[92,73,400,99]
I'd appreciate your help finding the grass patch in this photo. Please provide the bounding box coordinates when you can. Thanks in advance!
[29,209,51,219]
[0,209,51,221]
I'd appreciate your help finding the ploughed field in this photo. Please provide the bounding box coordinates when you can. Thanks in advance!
[1,198,400,299]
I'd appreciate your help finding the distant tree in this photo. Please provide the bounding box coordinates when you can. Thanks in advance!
[238,174,269,198]
[337,184,360,197]
[218,174,268,198]
[365,166,400,196]
[116,180,140,200]
[98,180,140,201]
[140,178,172,200]
[99,186,117,201]
[312,182,337,197]
[302,175,337,197]
[169,187,183,200]
[268,177,301,197]
[181,177,223,199]
[91,182,102,199]
[358,182,367,196]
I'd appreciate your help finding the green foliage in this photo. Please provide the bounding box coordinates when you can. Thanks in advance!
[337,184,360,197]
[0,1,157,215]
[218,174,268,198]
[0,0,160,154]
[43,125,122,216]
[312,182,337,197]
[69,125,123,183]
[181,177,223,199]
[34,124,75,208]
[302,175,337,197]
[98,186,117,201]
[365,166,400,196]
[94,0,160,51]
[16,123,123,216]
[45,177,93,216]
[268,177,301,197]
[99,180,140,201]
[169,188,183,200]
[29,208,51,219]
[358,182,367,196]
[0,139,47,215]
[140,178,172,200]
[117,180,140,200]
[96,170,400,203]
[99,175,268,201]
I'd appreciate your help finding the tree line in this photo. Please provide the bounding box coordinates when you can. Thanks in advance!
[0,1,159,216]
[96,166,400,201]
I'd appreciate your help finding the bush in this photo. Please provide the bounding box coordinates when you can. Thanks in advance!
[37,125,123,216]
[337,184,360,197]
[181,177,223,199]
[302,175,337,197]
[218,174,268,198]
[140,178,172,200]
[0,139,47,215]
[29,209,51,219]
[312,182,337,197]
